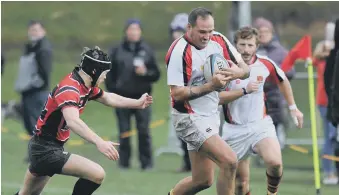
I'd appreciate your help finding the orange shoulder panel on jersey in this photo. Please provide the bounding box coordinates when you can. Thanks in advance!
[211,33,237,63]
[89,87,104,101]
[258,57,284,84]
[54,79,81,110]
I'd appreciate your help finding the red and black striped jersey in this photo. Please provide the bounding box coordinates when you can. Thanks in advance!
[35,68,104,143]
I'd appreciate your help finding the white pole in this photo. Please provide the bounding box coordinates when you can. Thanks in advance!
[238,1,252,28]
[155,97,183,157]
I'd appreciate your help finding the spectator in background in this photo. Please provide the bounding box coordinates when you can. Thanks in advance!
[1,53,4,75]
[313,33,337,184]
[324,18,339,182]
[14,20,53,138]
[331,45,339,182]
[169,13,191,173]
[253,17,295,149]
[105,19,160,170]
[170,13,188,40]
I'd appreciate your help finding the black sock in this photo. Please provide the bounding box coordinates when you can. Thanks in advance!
[72,178,101,195]
[266,172,282,193]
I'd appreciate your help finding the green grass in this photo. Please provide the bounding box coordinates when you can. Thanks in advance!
[2,58,339,195]
[1,1,231,50]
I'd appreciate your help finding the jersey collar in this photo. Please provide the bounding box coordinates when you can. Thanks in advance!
[72,67,87,88]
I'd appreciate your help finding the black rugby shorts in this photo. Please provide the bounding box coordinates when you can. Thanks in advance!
[28,135,71,177]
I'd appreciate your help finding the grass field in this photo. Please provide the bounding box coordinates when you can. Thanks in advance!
[2,56,339,195]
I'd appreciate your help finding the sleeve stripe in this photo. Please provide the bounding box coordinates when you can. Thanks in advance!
[165,37,182,67]
[219,34,237,63]
[182,44,192,86]
[61,105,79,111]
[57,100,79,109]
[211,34,237,64]
[258,58,284,82]
[55,86,80,98]
[89,89,103,101]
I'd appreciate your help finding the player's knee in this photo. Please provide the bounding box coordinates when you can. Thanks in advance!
[193,177,214,191]
[91,166,106,184]
[266,158,283,175]
[240,178,250,192]
[236,172,249,187]
[19,189,38,195]
[219,152,238,172]
[266,158,282,169]
[193,172,214,191]
[19,187,31,195]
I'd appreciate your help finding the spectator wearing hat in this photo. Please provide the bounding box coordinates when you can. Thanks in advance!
[105,18,160,170]
[170,13,188,40]
[253,17,295,150]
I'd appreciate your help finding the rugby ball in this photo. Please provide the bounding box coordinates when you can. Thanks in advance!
[203,53,230,91]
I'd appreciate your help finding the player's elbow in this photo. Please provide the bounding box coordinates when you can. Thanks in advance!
[172,93,185,101]
[218,98,226,105]
[64,118,79,131]
[63,114,81,131]
[242,65,250,79]
[62,107,80,129]
[278,79,289,90]
[170,86,187,101]
[218,93,229,104]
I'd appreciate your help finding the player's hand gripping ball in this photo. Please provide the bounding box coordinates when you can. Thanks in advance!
[203,53,231,91]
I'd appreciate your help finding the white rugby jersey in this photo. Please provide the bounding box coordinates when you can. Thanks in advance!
[223,54,286,124]
[166,31,242,116]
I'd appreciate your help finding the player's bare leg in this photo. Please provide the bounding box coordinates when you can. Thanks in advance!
[170,150,215,195]
[16,169,50,195]
[170,135,237,195]
[254,138,283,195]
[61,154,106,195]
[205,136,237,195]
[236,159,251,195]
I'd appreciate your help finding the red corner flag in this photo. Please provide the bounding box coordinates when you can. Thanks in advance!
[281,35,312,72]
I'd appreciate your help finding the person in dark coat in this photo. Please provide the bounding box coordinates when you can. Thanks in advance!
[105,19,160,170]
[324,18,339,180]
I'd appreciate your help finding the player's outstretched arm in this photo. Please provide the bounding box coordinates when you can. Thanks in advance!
[218,89,244,104]
[96,92,153,109]
[218,81,259,104]
[277,79,304,128]
[62,107,120,160]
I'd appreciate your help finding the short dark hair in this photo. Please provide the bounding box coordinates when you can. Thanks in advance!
[188,7,213,27]
[28,20,45,29]
[234,26,260,45]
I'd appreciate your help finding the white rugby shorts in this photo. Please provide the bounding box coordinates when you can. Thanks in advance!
[172,110,220,151]
[222,116,277,160]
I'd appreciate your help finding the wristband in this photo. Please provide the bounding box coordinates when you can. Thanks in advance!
[289,104,297,110]
[242,88,247,95]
